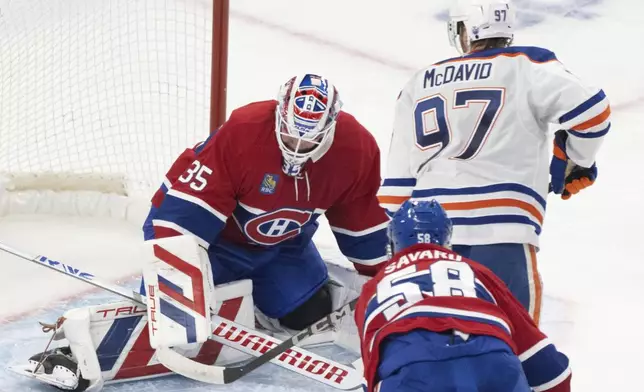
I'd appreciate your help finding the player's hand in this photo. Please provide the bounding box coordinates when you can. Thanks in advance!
[549,130,598,200]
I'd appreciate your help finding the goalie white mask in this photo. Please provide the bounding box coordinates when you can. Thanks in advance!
[275,74,343,177]
[447,0,515,55]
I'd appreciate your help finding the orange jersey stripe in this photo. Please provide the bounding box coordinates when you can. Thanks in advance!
[572,105,611,131]
[378,195,410,205]
[553,144,567,161]
[442,198,544,225]
[529,245,542,325]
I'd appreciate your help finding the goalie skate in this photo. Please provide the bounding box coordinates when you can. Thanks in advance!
[10,346,90,392]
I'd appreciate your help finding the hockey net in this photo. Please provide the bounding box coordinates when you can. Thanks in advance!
[0,0,228,221]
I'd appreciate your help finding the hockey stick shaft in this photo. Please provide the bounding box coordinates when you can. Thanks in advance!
[223,297,358,382]
[0,242,147,305]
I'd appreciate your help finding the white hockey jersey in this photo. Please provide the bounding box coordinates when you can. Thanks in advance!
[378,46,610,247]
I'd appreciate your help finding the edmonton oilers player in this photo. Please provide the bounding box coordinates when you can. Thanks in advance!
[355,200,571,392]
[378,0,611,324]
[144,74,390,330]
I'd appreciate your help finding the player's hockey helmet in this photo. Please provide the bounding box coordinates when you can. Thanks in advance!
[388,199,453,254]
[275,74,343,177]
[448,0,515,54]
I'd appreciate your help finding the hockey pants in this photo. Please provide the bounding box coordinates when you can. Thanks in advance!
[452,243,542,324]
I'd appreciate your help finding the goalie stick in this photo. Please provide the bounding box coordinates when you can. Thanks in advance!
[0,241,363,389]
[220,296,358,383]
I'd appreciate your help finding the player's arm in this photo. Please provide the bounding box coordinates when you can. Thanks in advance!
[143,133,218,240]
[377,87,417,215]
[530,52,611,199]
[150,127,237,248]
[143,147,197,240]
[354,278,379,392]
[483,268,572,391]
[325,134,390,277]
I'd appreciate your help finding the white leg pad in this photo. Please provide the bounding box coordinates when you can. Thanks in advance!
[62,307,104,391]
[326,263,368,354]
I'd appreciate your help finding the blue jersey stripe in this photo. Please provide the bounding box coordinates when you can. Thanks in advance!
[411,183,546,209]
[334,228,389,261]
[559,90,606,124]
[569,123,610,139]
[474,282,496,304]
[154,193,226,245]
[143,184,170,239]
[522,343,570,387]
[382,178,417,187]
[194,130,218,154]
[452,215,541,234]
[435,47,557,66]
[365,295,382,323]
[143,205,159,240]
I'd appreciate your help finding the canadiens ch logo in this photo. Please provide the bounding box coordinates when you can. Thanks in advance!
[244,208,313,246]
[259,174,280,195]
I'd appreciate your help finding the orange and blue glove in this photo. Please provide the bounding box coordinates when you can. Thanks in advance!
[549,130,598,200]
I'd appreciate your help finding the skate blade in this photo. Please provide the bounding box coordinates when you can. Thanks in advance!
[7,364,38,378]
[8,364,78,390]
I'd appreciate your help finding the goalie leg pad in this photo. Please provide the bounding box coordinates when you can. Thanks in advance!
[63,307,104,391]
[325,263,369,354]
[143,235,216,348]
[12,279,255,390]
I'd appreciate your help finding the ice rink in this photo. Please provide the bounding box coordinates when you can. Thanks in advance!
[1,0,643,390]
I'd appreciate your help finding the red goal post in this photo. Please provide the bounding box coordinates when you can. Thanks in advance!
[211,0,229,132]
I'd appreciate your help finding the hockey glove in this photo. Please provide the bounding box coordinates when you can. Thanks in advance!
[549,130,598,200]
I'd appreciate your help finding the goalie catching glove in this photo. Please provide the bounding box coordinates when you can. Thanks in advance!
[550,129,598,200]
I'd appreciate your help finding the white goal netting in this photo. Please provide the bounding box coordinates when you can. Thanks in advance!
[0,0,216,208]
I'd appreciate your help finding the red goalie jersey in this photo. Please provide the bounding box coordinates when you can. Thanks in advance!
[144,100,390,276]
[355,243,571,392]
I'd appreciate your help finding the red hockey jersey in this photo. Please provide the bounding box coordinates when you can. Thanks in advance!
[355,243,571,392]
[146,100,390,275]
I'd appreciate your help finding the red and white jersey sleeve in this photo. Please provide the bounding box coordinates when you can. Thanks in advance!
[325,120,390,276]
[151,125,237,248]
[150,147,197,209]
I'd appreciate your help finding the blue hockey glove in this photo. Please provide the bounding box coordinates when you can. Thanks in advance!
[549,130,598,200]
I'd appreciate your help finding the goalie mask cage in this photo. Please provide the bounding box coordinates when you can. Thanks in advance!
[0,0,229,219]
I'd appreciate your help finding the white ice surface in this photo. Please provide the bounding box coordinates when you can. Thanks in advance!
[1,0,643,390]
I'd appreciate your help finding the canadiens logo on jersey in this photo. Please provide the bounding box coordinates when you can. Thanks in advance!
[260,173,280,195]
[244,208,313,246]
